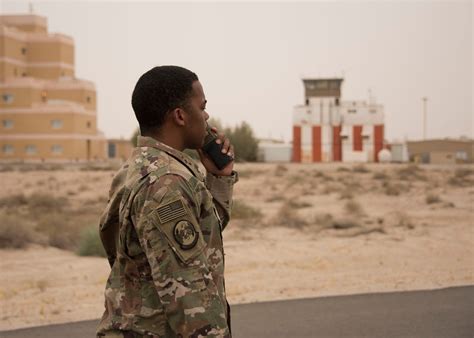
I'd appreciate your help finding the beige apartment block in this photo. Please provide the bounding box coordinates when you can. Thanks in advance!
[0,14,106,161]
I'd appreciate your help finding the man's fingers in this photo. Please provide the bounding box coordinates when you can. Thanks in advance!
[221,137,231,153]
[226,144,234,157]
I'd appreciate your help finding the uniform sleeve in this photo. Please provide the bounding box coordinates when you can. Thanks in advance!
[205,171,238,229]
[133,174,230,337]
[99,164,129,267]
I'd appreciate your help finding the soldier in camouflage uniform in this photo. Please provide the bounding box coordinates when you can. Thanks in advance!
[97,66,238,337]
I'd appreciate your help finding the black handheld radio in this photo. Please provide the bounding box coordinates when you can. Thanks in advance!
[202,125,234,170]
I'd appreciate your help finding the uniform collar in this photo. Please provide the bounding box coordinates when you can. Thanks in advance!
[136,135,204,180]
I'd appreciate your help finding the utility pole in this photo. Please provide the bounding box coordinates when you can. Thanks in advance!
[422,97,428,140]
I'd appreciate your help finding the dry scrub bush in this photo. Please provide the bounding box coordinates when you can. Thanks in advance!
[312,213,363,232]
[448,168,473,187]
[344,199,365,216]
[454,168,473,179]
[352,164,370,173]
[77,226,107,257]
[16,164,65,172]
[288,174,306,185]
[29,192,68,211]
[0,212,37,248]
[77,184,90,193]
[35,213,78,249]
[0,165,15,172]
[287,199,312,209]
[313,170,327,178]
[336,167,351,172]
[395,212,414,229]
[425,193,442,204]
[339,189,354,200]
[331,218,361,230]
[274,204,307,229]
[36,279,50,292]
[0,193,28,207]
[231,200,262,220]
[397,164,426,181]
[265,195,285,203]
[80,163,121,171]
[373,171,389,180]
[238,169,264,178]
[383,182,401,196]
[313,213,334,229]
[274,165,288,177]
[322,182,345,195]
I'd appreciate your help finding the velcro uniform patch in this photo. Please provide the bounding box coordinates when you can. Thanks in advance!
[149,197,205,264]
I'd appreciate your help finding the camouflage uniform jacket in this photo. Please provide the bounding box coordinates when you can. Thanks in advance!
[97,136,237,337]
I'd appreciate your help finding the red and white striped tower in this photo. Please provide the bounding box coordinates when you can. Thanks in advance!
[293,79,385,162]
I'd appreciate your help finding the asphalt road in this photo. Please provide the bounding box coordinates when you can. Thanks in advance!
[1,286,472,338]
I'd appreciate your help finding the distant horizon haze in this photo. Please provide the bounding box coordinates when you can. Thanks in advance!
[1,0,472,143]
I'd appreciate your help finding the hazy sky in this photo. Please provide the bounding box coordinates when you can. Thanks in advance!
[2,0,472,142]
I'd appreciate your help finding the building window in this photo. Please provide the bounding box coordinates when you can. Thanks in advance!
[2,120,14,129]
[3,144,14,154]
[335,98,340,106]
[41,91,47,102]
[86,96,91,103]
[25,145,37,155]
[456,151,468,161]
[2,94,14,104]
[370,109,377,114]
[51,145,63,154]
[348,109,357,114]
[51,120,63,129]
[87,121,91,128]
[22,72,27,77]
[108,143,117,158]
[21,47,27,55]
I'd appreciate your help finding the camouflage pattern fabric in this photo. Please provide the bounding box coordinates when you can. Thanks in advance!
[97,136,237,338]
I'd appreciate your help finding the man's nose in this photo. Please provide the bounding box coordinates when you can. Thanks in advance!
[204,111,210,120]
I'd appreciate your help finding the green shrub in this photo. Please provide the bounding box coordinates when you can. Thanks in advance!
[77,226,106,257]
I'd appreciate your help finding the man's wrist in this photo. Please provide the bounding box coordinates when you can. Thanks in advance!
[207,170,239,183]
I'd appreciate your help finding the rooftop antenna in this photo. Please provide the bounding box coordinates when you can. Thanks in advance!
[29,2,34,13]
[422,97,428,140]
[368,88,376,105]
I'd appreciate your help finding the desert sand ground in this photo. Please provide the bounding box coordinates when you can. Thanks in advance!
[0,162,473,330]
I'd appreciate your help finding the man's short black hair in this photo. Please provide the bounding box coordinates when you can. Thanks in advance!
[131,65,199,132]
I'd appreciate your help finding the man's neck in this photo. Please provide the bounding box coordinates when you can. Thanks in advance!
[143,131,185,152]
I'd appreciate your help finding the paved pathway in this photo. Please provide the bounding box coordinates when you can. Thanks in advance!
[1,286,472,338]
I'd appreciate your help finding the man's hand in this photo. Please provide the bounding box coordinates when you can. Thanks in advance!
[198,127,234,176]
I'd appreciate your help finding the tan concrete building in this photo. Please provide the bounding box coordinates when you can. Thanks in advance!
[407,139,474,164]
[107,138,133,161]
[0,14,107,161]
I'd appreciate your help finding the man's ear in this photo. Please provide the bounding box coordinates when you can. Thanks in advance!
[169,108,186,127]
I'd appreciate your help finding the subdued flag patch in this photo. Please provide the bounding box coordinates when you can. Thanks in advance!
[157,199,187,223]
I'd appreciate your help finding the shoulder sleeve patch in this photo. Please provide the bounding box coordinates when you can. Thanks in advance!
[157,198,187,223]
[148,196,205,264]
